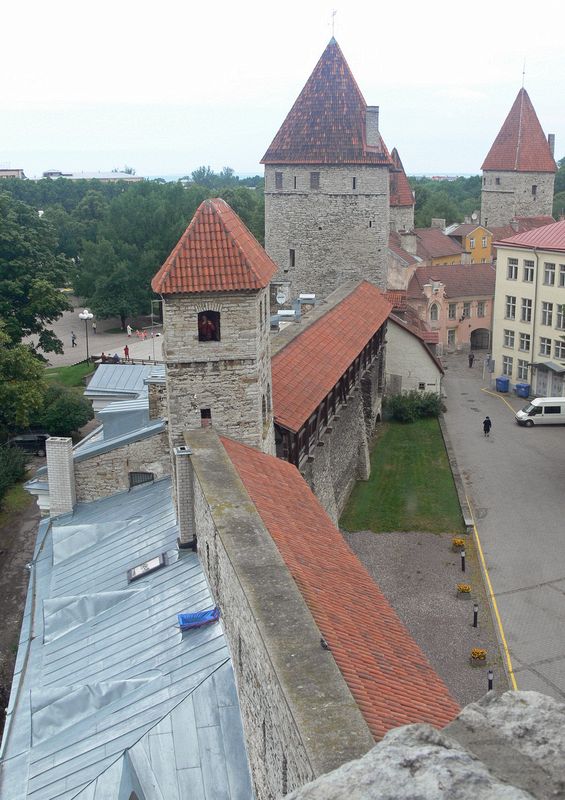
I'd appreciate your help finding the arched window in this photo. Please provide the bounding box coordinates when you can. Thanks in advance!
[198,310,220,342]
[430,303,439,321]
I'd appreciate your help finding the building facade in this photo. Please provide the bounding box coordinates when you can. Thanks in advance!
[389,147,415,233]
[262,38,392,302]
[491,220,565,395]
[481,88,556,229]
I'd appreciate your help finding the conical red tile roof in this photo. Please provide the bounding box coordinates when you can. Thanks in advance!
[261,38,391,165]
[482,88,556,173]
[389,148,414,207]
[151,198,277,295]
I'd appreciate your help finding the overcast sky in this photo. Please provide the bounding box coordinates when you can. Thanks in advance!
[2,0,563,178]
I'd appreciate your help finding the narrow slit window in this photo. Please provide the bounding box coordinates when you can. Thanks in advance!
[352,177,357,190]
[201,408,212,427]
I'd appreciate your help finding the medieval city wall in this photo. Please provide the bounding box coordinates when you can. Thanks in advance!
[163,290,274,454]
[390,204,414,233]
[186,430,374,800]
[481,171,555,228]
[264,165,389,299]
[74,430,170,502]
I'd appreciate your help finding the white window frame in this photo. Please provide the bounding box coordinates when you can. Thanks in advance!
[448,303,456,320]
[554,340,565,360]
[544,262,556,286]
[502,355,513,376]
[539,337,551,357]
[507,258,518,280]
[559,265,565,288]
[462,302,471,318]
[517,359,529,380]
[519,332,531,352]
[505,295,516,320]
[521,298,532,323]
[556,304,565,330]
[503,329,515,348]
[541,302,553,326]
[523,260,534,282]
[477,301,485,318]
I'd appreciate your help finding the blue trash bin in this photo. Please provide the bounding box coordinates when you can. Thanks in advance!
[515,383,530,398]
[495,376,510,393]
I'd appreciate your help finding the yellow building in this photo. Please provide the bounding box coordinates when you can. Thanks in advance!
[492,220,565,396]
[449,224,492,263]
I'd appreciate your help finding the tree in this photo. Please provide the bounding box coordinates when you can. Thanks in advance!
[34,385,93,437]
[0,193,71,354]
[0,325,47,437]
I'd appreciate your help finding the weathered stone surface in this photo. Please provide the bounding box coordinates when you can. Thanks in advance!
[286,691,565,799]
[265,165,389,300]
[481,172,554,228]
[285,722,533,799]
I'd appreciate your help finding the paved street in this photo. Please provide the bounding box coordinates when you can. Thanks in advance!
[442,352,565,699]
[24,298,163,366]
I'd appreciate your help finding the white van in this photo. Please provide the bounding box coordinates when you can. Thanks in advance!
[515,397,565,426]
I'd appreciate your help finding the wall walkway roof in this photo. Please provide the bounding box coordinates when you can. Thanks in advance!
[0,479,251,800]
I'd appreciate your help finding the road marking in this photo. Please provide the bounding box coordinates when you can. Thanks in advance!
[480,388,517,414]
[465,494,518,690]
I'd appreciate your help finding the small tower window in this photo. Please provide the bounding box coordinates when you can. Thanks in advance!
[430,303,439,322]
[495,177,500,185]
[352,177,357,190]
[369,220,372,228]
[310,172,320,189]
[198,310,220,342]
[532,184,537,196]
[200,408,212,428]
[293,176,297,189]
[275,171,283,189]
[286,249,295,273]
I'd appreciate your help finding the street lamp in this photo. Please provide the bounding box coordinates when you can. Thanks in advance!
[78,308,93,363]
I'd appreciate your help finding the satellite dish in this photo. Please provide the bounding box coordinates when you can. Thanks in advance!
[276,288,287,305]
[471,212,478,222]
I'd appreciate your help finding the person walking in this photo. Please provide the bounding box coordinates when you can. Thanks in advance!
[483,416,492,437]
[71,331,77,348]
[127,324,132,337]
[124,344,130,361]
[92,320,97,334]
[468,352,475,367]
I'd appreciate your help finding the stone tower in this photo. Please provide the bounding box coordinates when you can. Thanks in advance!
[389,147,415,232]
[261,38,392,302]
[481,88,556,228]
[151,198,277,455]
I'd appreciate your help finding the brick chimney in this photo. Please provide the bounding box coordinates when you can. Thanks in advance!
[46,437,76,516]
[174,445,196,549]
[399,230,418,255]
[365,106,380,147]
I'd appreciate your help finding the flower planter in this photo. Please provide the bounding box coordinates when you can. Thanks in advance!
[457,583,472,598]
[452,537,466,552]
[470,648,487,666]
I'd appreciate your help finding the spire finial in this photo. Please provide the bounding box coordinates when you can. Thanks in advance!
[522,58,526,89]
[331,9,337,37]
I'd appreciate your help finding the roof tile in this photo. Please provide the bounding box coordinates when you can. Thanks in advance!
[494,218,565,252]
[407,263,496,299]
[415,228,464,261]
[221,436,460,740]
[389,148,414,207]
[482,88,556,173]
[272,282,392,432]
[151,199,277,295]
[261,39,391,166]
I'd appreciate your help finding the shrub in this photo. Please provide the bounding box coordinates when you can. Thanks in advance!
[384,391,444,423]
[35,385,94,437]
[0,446,27,509]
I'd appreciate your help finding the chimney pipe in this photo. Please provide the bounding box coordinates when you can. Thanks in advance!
[548,133,555,157]
[365,106,380,147]
[46,437,76,516]
[174,445,197,550]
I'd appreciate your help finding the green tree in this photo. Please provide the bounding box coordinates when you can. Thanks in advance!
[0,193,71,354]
[0,325,47,436]
[34,385,93,437]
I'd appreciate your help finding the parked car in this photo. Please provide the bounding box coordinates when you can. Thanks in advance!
[515,398,565,427]
[7,433,50,456]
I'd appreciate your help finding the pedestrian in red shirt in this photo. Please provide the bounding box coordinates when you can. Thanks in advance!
[124,345,130,361]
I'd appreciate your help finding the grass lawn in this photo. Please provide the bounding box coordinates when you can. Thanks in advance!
[45,362,95,388]
[340,418,465,534]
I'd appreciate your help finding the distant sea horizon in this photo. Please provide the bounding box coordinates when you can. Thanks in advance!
[144,172,478,182]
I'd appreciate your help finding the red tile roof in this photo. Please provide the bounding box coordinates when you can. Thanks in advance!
[383,290,407,310]
[449,224,489,238]
[272,282,392,432]
[493,218,565,252]
[481,88,556,173]
[151,198,277,295]
[490,215,555,242]
[407,263,496,300]
[221,436,459,739]
[261,39,391,166]
[415,228,464,260]
[389,148,414,207]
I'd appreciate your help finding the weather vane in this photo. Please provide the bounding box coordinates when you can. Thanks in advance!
[331,9,337,37]
[522,58,526,88]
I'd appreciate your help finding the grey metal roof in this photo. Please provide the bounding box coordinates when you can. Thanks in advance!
[0,479,252,800]
[84,364,156,400]
[72,419,166,462]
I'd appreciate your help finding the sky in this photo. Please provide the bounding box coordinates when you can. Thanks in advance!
[2,0,564,179]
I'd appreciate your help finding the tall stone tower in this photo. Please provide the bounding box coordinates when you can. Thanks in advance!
[481,88,556,228]
[151,198,277,455]
[389,148,415,232]
[261,38,392,302]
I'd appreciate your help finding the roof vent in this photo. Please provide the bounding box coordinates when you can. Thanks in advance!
[127,553,166,582]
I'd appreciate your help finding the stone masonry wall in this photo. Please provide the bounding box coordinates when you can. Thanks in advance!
[148,381,167,420]
[265,165,389,299]
[481,171,555,228]
[390,204,414,233]
[74,431,170,502]
[186,430,375,800]
[164,289,274,454]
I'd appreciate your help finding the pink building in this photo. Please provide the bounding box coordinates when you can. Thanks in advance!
[406,263,496,354]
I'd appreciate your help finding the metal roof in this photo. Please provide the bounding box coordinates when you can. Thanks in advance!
[84,364,158,400]
[0,479,252,800]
